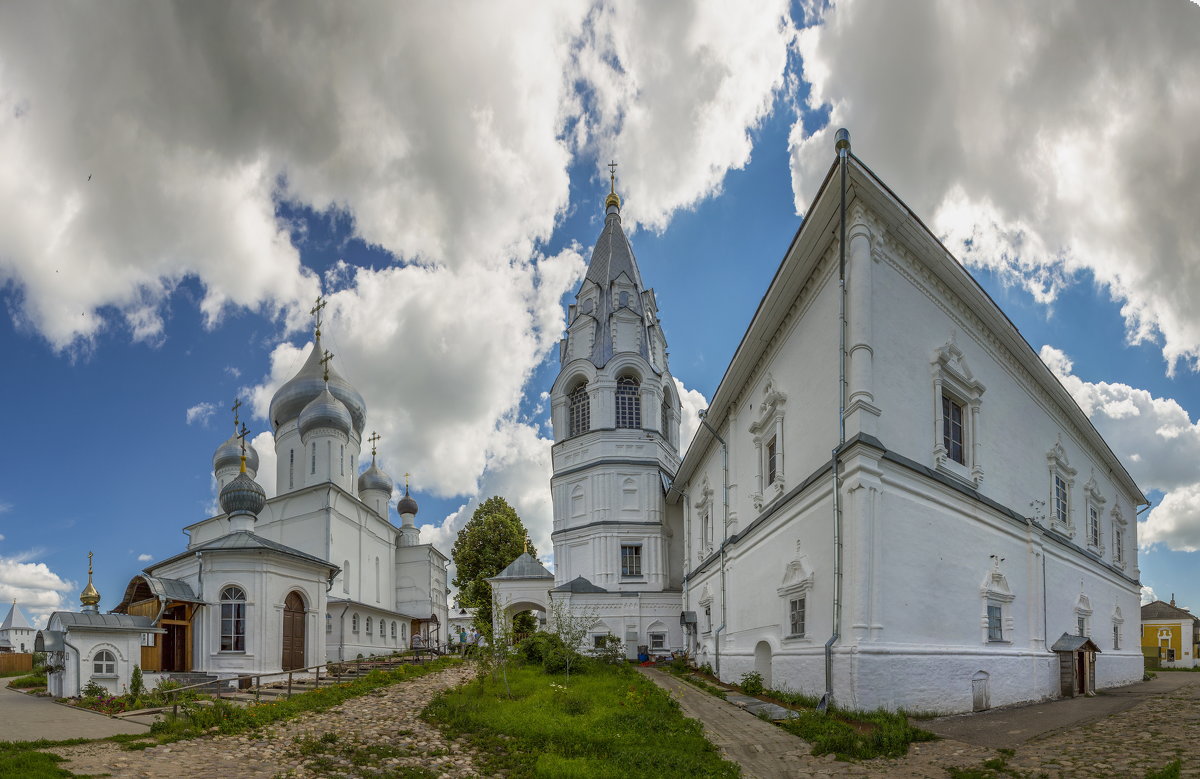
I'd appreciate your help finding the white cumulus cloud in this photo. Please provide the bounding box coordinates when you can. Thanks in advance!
[137,553,153,562]
[792,0,1200,373]
[1040,345,1200,553]
[185,402,218,426]
[0,554,75,629]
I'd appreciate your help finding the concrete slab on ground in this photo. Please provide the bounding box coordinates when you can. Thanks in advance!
[0,686,149,741]
[921,672,1199,749]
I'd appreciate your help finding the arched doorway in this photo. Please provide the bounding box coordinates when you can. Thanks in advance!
[754,641,772,689]
[282,592,306,671]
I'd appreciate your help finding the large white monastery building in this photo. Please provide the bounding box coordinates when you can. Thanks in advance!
[40,321,447,696]
[496,133,1146,714]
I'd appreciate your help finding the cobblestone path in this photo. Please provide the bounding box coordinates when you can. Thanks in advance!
[49,664,482,778]
[640,667,1200,778]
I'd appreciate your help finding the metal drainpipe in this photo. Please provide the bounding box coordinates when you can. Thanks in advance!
[822,128,851,713]
[698,409,728,680]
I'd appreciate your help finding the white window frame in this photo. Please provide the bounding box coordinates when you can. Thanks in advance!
[1075,593,1092,638]
[1083,476,1106,555]
[650,632,666,651]
[220,585,247,653]
[352,613,360,633]
[1111,499,1128,569]
[568,382,590,437]
[1112,607,1124,650]
[788,596,807,639]
[615,376,642,429]
[366,616,373,636]
[980,560,1014,644]
[748,374,787,510]
[1047,438,1077,537]
[92,649,117,676]
[695,480,714,559]
[620,543,643,578]
[931,337,985,485]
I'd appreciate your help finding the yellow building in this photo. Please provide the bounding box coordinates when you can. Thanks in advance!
[1141,598,1200,668]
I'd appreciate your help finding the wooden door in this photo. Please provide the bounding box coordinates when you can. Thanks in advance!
[1075,651,1087,695]
[162,624,188,672]
[282,592,306,671]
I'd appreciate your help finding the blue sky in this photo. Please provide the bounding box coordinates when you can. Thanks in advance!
[2,1,1199,626]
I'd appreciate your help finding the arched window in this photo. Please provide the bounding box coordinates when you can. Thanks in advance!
[220,586,246,652]
[326,613,332,634]
[401,622,408,641]
[93,649,116,675]
[343,560,350,594]
[615,376,641,429]
[568,383,590,437]
[661,393,671,437]
[391,621,397,640]
[366,616,373,635]
[352,613,360,633]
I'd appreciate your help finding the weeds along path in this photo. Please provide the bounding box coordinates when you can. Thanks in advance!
[49,663,482,778]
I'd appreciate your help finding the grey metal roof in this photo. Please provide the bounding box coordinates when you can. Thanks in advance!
[51,612,160,631]
[1050,633,1102,653]
[574,211,654,369]
[0,637,10,648]
[552,575,607,593]
[35,630,63,652]
[153,531,339,572]
[213,431,259,475]
[1142,600,1200,622]
[1,601,32,630]
[489,553,554,580]
[268,335,367,433]
[358,460,393,494]
[114,575,204,613]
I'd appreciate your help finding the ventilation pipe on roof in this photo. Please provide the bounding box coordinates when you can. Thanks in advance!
[821,128,851,714]
[698,408,728,680]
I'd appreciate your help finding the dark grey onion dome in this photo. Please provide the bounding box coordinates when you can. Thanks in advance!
[213,434,260,475]
[268,337,367,433]
[298,387,352,438]
[219,471,266,516]
[396,489,418,517]
[358,461,393,494]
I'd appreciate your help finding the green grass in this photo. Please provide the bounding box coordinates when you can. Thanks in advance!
[5,672,47,689]
[0,739,92,779]
[423,662,741,778]
[291,732,440,777]
[149,656,463,744]
[776,706,936,761]
[0,670,33,679]
[1146,759,1182,779]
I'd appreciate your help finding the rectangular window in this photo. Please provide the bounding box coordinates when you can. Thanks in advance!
[650,633,666,650]
[789,597,806,637]
[1077,616,1087,637]
[221,603,245,651]
[1113,625,1120,650]
[987,604,1003,642]
[593,634,607,649]
[289,449,295,489]
[311,442,317,475]
[1055,475,1069,526]
[1088,506,1100,546]
[704,607,711,633]
[621,544,642,577]
[1168,648,1177,662]
[1114,527,1124,563]
[767,437,778,485]
[942,394,965,464]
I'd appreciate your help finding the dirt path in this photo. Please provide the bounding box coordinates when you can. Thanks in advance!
[49,664,483,778]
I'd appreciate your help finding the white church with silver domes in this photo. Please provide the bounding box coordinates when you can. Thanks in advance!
[41,317,447,696]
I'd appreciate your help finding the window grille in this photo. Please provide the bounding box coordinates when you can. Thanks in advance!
[790,597,806,637]
[767,437,778,485]
[1055,476,1070,526]
[615,376,641,429]
[621,545,642,577]
[568,383,590,437]
[1114,528,1123,563]
[1088,506,1100,547]
[220,586,246,651]
[942,394,965,464]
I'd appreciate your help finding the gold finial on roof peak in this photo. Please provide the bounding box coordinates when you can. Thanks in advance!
[605,160,621,210]
[80,551,100,608]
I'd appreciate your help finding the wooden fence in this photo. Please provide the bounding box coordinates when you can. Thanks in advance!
[0,653,33,674]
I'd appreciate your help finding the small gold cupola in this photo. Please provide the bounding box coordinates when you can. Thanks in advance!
[605,160,621,212]
[80,551,101,614]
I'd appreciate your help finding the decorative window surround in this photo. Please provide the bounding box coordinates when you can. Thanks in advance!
[1112,606,1124,650]
[1047,437,1078,537]
[979,558,1014,644]
[778,541,814,641]
[1075,591,1092,637]
[1083,474,1106,556]
[749,374,787,510]
[931,335,985,486]
[695,479,714,559]
[699,584,713,634]
[1110,499,1128,569]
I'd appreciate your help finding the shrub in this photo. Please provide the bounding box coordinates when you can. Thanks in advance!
[31,652,47,671]
[81,680,107,699]
[129,665,145,699]
[516,632,566,665]
[739,670,764,696]
[590,633,626,665]
[542,646,578,675]
[699,662,714,676]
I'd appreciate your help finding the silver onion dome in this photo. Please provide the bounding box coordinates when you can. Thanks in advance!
[358,461,393,494]
[298,387,353,438]
[397,490,419,517]
[219,471,266,516]
[268,337,367,433]
[213,434,260,475]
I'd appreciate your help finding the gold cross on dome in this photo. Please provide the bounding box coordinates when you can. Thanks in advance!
[368,431,381,457]
[320,349,335,382]
[404,472,410,491]
[310,295,327,338]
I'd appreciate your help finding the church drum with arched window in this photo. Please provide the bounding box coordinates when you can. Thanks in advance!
[282,591,306,671]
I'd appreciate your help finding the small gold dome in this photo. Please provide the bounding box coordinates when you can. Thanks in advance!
[80,580,100,607]
[605,191,621,210]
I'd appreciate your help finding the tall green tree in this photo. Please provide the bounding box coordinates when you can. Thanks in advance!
[451,496,537,637]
